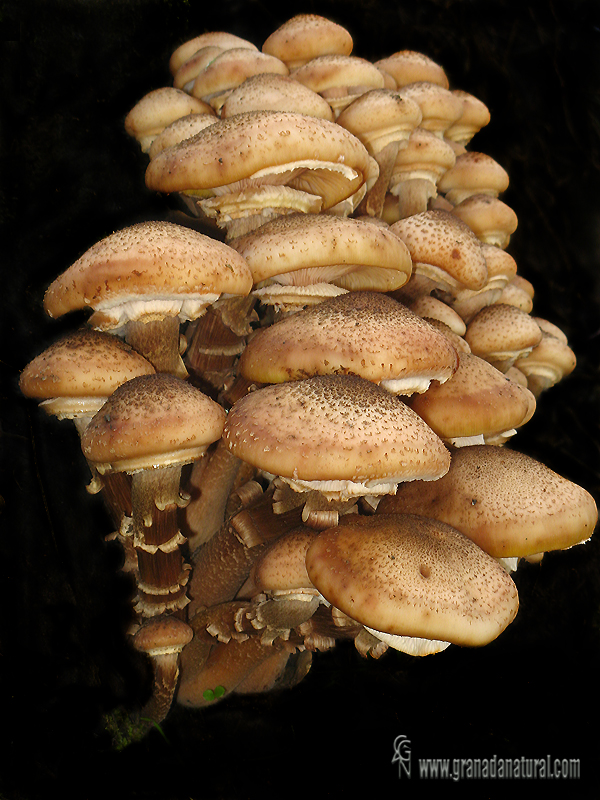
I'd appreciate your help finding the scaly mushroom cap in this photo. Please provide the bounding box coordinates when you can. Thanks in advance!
[145,110,378,212]
[407,351,535,445]
[465,304,543,371]
[391,209,488,292]
[81,373,226,474]
[230,212,412,291]
[374,51,449,89]
[437,151,510,205]
[238,291,458,394]
[223,374,451,491]
[124,88,213,152]
[262,14,353,70]
[397,82,464,137]
[336,89,423,154]
[377,446,598,558]
[305,513,519,646]
[43,220,253,329]
[148,113,218,159]
[173,46,227,92]
[290,54,385,100]
[451,194,518,249]
[19,329,155,405]
[169,32,258,76]
[220,73,335,120]
[445,90,491,146]
[190,48,289,109]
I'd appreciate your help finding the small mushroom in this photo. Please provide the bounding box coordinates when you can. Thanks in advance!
[124,87,213,153]
[373,51,449,90]
[464,304,543,372]
[262,14,353,70]
[220,73,335,120]
[169,31,258,77]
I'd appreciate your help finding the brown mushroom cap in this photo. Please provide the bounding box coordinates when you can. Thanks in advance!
[391,209,488,292]
[238,291,458,393]
[437,151,510,205]
[145,110,377,212]
[81,374,226,473]
[407,351,534,445]
[220,73,335,120]
[262,14,353,69]
[377,445,598,558]
[374,51,449,89]
[238,526,318,597]
[223,374,450,491]
[230,212,412,292]
[451,194,518,249]
[19,329,155,405]
[133,615,194,656]
[305,513,519,646]
[43,220,252,327]
[464,304,543,371]
[169,32,258,76]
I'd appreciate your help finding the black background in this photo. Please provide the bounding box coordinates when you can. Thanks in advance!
[2,1,600,798]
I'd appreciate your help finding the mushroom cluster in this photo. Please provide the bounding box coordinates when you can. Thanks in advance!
[21,13,597,741]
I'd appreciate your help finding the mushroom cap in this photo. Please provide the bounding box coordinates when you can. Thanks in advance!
[124,88,213,150]
[148,113,218,159]
[389,127,457,188]
[169,31,258,76]
[173,45,227,91]
[262,14,353,69]
[145,110,377,211]
[390,210,488,292]
[397,82,464,137]
[238,291,458,393]
[451,194,518,249]
[305,513,519,646]
[223,374,451,486]
[336,89,423,153]
[445,89,491,146]
[437,151,510,205]
[19,328,155,402]
[220,73,335,120]
[43,220,253,324]
[407,351,534,443]
[465,304,543,369]
[291,54,385,96]
[239,526,318,597]
[230,212,412,291]
[190,48,289,106]
[377,446,598,558]
[81,374,226,473]
[373,51,449,89]
[133,616,194,655]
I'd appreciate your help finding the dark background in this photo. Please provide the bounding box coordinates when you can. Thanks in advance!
[2,1,599,798]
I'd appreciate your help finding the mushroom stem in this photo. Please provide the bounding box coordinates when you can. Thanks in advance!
[125,316,188,378]
[185,438,247,552]
[131,465,190,618]
[356,140,401,218]
[394,177,437,219]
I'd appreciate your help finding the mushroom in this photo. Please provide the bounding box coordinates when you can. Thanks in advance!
[450,244,518,323]
[437,151,510,206]
[168,31,258,77]
[305,513,520,654]
[377,445,598,563]
[144,110,379,238]
[514,317,577,396]
[407,351,536,447]
[261,14,353,70]
[230,212,412,314]
[147,113,218,160]
[220,73,335,120]
[444,90,491,147]
[81,373,227,617]
[124,87,213,153]
[464,303,543,372]
[396,82,464,139]
[238,290,459,395]
[222,374,451,524]
[373,51,449,90]
[43,220,253,377]
[451,194,518,249]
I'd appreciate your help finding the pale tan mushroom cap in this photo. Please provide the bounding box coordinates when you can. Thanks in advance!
[305,513,519,646]
[240,527,318,596]
[81,373,226,473]
[291,54,385,95]
[148,113,218,159]
[262,14,353,69]
[408,352,534,440]
[124,88,213,149]
[391,210,488,291]
[239,291,458,389]
[19,329,155,400]
[438,152,510,205]
[190,48,289,103]
[465,304,543,362]
[220,73,335,120]
[43,221,253,320]
[145,111,376,210]
[451,194,518,249]
[378,446,598,558]
[336,89,423,152]
[374,51,449,89]
[389,127,457,185]
[173,46,226,91]
[231,213,411,290]
[397,82,463,136]
[169,32,258,76]
[223,374,450,484]
[445,89,491,145]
